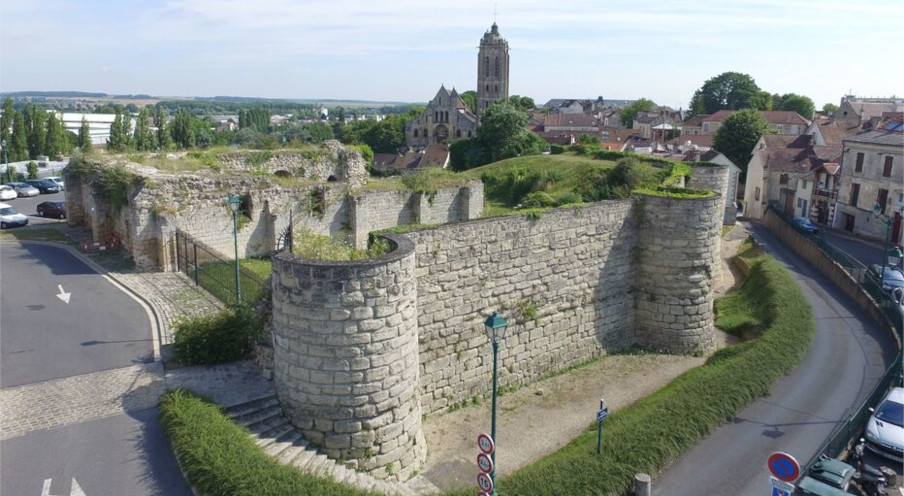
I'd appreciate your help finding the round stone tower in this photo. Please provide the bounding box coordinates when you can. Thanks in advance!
[634,193,722,354]
[270,234,426,480]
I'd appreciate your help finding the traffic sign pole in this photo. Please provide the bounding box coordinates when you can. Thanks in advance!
[597,399,604,454]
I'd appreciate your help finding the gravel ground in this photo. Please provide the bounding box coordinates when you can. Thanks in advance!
[418,224,749,491]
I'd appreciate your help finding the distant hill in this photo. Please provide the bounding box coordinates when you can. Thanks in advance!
[1,91,111,98]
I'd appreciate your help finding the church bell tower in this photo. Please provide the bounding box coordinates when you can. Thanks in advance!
[476,22,509,117]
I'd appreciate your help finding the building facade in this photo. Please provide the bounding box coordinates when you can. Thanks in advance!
[404,86,478,149]
[476,23,509,116]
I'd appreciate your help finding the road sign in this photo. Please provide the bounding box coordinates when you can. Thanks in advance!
[477,472,494,493]
[767,452,800,482]
[770,477,794,493]
[597,407,609,421]
[770,487,790,496]
[477,452,494,474]
[477,433,495,455]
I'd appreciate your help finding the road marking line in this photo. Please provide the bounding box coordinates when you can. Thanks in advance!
[56,284,71,304]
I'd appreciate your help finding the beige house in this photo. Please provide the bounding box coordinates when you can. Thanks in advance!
[682,110,810,136]
[832,119,904,245]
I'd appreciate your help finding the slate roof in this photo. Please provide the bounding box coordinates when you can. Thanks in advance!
[843,129,904,147]
[544,114,600,128]
[704,110,809,126]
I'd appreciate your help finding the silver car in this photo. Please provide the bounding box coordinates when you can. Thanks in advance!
[6,182,39,197]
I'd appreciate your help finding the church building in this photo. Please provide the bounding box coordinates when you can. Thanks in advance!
[405,23,510,149]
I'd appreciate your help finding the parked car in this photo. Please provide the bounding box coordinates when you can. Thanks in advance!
[26,179,62,194]
[47,176,65,190]
[795,217,819,234]
[0,185,16,201]
[6,182,39,197]
[866,264,904,293]
[36,201,66,219]
[0,202,29,229]
[864,386,904,462]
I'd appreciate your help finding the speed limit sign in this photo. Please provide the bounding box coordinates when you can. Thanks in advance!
[477,472,494,493]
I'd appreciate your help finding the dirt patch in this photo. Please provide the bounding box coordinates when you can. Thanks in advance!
[418,225,750,491]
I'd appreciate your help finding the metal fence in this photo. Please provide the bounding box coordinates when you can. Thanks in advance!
[174,230,268,307]
[767,206,903,473]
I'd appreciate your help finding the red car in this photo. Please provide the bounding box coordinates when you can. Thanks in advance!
[36,201,66,219]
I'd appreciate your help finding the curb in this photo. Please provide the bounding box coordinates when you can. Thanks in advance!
[1,239,165,362]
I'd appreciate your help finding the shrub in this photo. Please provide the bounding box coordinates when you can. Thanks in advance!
[171,307,262,365]
[549,144,565,155]
[593,150,627,161]
[26,161,39,179]
[521,191,556,208]
[554,191,582,206]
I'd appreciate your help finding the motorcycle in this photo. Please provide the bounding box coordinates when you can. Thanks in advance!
[849,438,889,496]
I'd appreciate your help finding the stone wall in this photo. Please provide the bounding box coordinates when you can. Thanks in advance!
[216,141,369,187]
[270,235,427,480]
[687,163,732,225]
[404,201,638,414]
[634,193,721,354]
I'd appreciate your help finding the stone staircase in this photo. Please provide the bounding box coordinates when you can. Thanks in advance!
[224,394,417,496]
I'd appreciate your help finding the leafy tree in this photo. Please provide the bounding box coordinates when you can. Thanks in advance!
[304,122,333,143]
[26,161,38,179]
[108,110,124,151]
[1,98,13,152]
[10,110,28,161]
[171,109,195,149]
[773,93,815,119]
[78,117,92,152]
[713,108,768,173]
[134,107,156,151]
[509,95,536,111]
[688,72,766,116]
[620,98,656,127]
[460,91,477,114]
[333,122,359,144]
[154,107,172,150]
[44,113,65,156]
[749,91,773,111]
[361,119,404,153]
[821,103,840,116]
[27,105,47,158]
[121,111,134,149]
[473,102,545,165]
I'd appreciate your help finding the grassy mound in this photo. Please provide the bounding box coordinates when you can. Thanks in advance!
[159,389,378,496]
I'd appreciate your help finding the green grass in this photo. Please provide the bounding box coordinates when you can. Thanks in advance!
[159,389,379,496]
[292,229,389,261]
[197,258,271,306]
[0,227,73,243]
[159,253,814,496]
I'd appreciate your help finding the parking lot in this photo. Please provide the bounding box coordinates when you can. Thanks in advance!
[1,190,66,227]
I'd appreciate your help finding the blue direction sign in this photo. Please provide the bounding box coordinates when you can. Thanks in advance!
[597,408,609,421]
[771,487,790,496]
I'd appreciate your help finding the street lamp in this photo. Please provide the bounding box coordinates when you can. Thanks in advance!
[228,194,243,306]
[484,311,508,496]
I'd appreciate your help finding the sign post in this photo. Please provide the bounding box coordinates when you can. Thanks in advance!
[477,433,496,495]
[766,451,799,496]
[596,399,609,455]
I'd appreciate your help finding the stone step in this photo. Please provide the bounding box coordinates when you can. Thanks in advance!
[223,394,279,417]
[276,438,311,465]
[262,430,304,458]
[256,424,298,451]
[236,406,284,431]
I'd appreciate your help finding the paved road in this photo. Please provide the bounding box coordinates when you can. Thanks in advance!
[652,221,896,496]
[1,242,154,387]
[1,407,191,496]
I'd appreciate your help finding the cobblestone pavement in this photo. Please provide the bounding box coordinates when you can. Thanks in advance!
[0,363,165,440]
[165,361,275,407]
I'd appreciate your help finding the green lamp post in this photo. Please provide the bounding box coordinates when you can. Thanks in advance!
[484,311,508,496]
[228,194,243,306]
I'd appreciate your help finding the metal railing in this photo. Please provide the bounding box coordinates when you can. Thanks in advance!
[767,205,903,474]
[174,230,268,307]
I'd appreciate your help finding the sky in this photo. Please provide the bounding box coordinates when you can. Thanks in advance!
[1,0,902,110]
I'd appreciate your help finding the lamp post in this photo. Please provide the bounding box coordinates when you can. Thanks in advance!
[1,139,9,182]
[228,194,242,306]
[484,311,508,496]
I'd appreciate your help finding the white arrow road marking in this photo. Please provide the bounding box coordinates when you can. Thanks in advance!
[56,284,71,304]
[41,477,87,496]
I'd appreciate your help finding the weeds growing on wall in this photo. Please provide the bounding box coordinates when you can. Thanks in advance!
[171,307,263,365]
[67,156,145,213]
[293,229,388,261]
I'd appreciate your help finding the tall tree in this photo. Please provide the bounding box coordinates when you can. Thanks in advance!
[44,112,65,156]
[121,111,134,149]
[134,107,155,151]
[713,108,768,173]
[688,72,766,116]
[620,98,656,127]
[773,93,815,119]
[108,110,124,151]
[821,103,840,116]
[1,98,13,152]
[361,118,404,153]
[460,91,477,114]
[10,110,28,161]
[154,106,172,150]
[171,109,195,148]
[475,102,546,164]
[78,117,92,152]
[27,105,47,159]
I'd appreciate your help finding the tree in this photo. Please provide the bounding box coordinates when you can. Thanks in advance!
[108,110,124,151]
[121,111,134,149]
[44,112,65,156]
[27,105,47,159]
[713,108,768,174]
[620,98,656,127]
[474,102,545,165]
[509,95,535,111]
[773,93,815,119]
[1,98,13,153]
[171,109,195,149]
[460,91,477,114]
[10,110,28,161]
[304,122,333,143]
[78,117,92,152]
[821,103,840,116]
[26,161,38,179]
[361,119,404,153]
[154,107,172,150]
[688,72,766,116]
[134,107,155,151]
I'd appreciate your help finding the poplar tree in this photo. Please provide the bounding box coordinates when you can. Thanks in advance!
[1,98,13,151]
[27,106,47,159]
[108,110,124,151]
[78,117,92,152]
[134,108,155,151]
[154,107,171,150]
[121,111,133,149]
[11,110,28,161]
[44,113,64,156]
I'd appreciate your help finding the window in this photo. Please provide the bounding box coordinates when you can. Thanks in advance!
[774,125,784,134]
[755,187,760,201]
[877,189,889,214]
[884,156,893,177]
[850,183,860,207]
[456,129,461,138]
[494,57,499,78]
[855,152,864,172]
[780,174,789,185]
[413,129,418,137]
[791,125,800,134]
[797,198,803,208]
[485,56,489,76]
